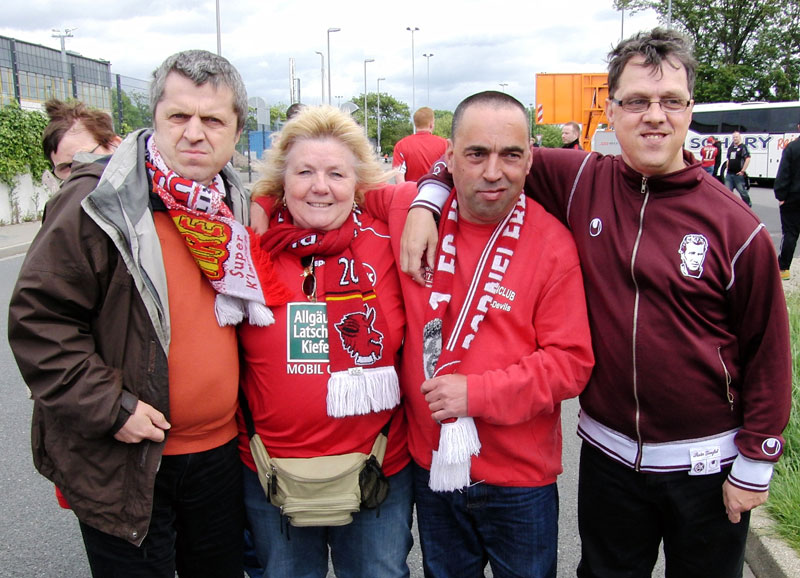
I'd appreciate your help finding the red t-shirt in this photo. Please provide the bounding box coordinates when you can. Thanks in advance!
[392,131,448,182]
[700,144,718,168]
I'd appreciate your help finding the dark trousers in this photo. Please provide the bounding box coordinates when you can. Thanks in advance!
[413,462,558,578]
[577,443,748,578]
[778,203,800,270]
[79,438,244,578]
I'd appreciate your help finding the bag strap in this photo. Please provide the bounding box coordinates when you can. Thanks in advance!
[239,388,393,464]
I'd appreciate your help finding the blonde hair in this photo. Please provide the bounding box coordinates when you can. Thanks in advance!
[252,105,392,205]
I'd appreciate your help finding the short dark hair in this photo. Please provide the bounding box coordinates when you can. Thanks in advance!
[607,27,697,98]
[150,50,248,131]
[451,91,528,140]
[42,99,117,166]
[286,103,305,120]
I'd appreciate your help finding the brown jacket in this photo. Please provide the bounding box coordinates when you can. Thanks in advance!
[8,130,248,545]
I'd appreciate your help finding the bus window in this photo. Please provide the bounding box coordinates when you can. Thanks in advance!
[720,110,741,133]
[690,111,722,133]
[768,107,800,132]
[738,108,770,132]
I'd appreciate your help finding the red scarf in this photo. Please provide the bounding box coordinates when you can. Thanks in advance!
[424,191,526,491]
[260,205,400,417]
[145,137,288,326]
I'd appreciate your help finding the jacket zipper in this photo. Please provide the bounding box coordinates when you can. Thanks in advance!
[717,347,735,411]
[631,177,649,470]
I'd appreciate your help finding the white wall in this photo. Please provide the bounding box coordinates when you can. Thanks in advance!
[0,172,57,224]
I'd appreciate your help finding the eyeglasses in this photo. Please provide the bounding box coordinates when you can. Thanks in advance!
[301,255,316,302]
[53,143,107,181]
[609,97,693,114]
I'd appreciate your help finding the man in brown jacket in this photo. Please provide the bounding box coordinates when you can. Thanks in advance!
[8,50,250,578]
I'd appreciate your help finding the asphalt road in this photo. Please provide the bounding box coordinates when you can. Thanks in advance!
[0,185,778,577]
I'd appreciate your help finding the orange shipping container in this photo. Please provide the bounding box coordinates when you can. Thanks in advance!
[535,73,609,151]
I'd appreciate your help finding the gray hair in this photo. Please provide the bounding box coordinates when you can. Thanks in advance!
[150,50,248,131]
[607,28,697,98]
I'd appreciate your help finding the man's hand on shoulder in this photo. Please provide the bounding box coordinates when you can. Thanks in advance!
[114,400,171,443]
[401,207,438,285]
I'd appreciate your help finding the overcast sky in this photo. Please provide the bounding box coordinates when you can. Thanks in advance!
[4,0,661,113]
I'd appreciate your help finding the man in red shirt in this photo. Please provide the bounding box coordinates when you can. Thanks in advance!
[392,107,447,182]
[700,136,718,175]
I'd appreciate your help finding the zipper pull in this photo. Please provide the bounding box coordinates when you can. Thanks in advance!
[270,465,278,495]
[641,177,648,195]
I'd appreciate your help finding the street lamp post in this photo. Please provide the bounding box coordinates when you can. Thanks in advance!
[327,27,341,105]
[422,53,433,106]
[406,27,419,122]
[377,77,385,154]
[315,51,325,104]
[528,103,534,137]
[215,0,222,54]
[51,28,75,97]
[364,59,375,138]
[499,83,508,93]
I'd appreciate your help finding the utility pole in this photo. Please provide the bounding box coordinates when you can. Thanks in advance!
[51,28,75,97]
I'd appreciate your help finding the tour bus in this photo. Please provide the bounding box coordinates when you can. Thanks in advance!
[592,101,800,183]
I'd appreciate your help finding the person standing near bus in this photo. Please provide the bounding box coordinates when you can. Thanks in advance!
[774,126,800,280]
[725,131,752,206]
[700,136,718,175]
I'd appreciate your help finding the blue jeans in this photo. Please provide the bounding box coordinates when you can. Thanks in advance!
[577,443,749,578]
[413,462,558,578]
[725,172,751,206]
[79,438,244,578]
[243,462,414,578]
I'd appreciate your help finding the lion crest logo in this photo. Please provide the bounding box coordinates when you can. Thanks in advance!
[334,305,384,365]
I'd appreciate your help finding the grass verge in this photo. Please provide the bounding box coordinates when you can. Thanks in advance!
[766,290,800,553]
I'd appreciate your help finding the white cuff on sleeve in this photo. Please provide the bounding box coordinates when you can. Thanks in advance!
[411,182,450,216]
[728,454,775,492]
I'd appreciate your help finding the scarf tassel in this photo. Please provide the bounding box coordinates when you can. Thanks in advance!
[214,294,276,327]
[247,301,276,327]
[429,450,471,492]
[428,417,481,492]
[327,366,401,417]
[215,294,245,326]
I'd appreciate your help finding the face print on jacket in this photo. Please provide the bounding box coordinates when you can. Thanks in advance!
[679,234,709,279]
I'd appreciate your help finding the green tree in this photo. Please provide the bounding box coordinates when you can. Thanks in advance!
[271,103,289,129]
[532,124,564,148]
[617,0,800,102]
[351,93,411,154]
[0,103,49,188]
[111,88,152,135]
[434,110,453,140]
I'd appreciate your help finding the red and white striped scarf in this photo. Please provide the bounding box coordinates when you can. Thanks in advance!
[424,191,526,491]
[145,136,289,326]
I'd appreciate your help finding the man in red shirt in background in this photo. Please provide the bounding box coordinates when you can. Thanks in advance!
[392,106,447,182]
[700,135,718,175]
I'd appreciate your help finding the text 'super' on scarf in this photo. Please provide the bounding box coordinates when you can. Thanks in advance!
[145,136,289,327]
[423,191,526,491]
[260,204,400,418]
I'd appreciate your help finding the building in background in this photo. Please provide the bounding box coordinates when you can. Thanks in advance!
[0,35,112,113]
